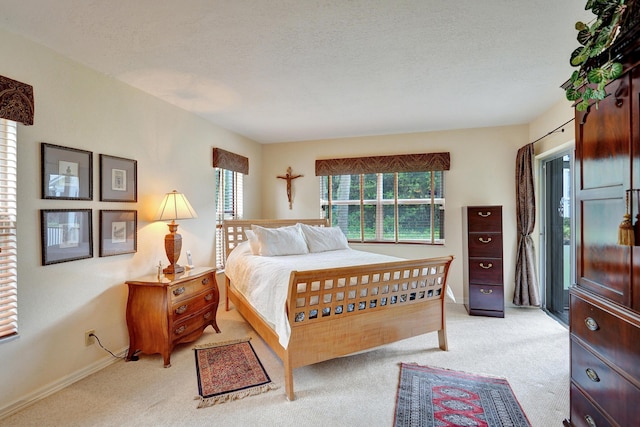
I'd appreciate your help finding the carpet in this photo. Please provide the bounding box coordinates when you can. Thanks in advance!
[194,338,278,407]
[394,363,531,427]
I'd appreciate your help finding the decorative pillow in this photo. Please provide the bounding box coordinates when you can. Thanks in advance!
[244,229,260,255]
[251,224,309,256]
[299,223,349,253]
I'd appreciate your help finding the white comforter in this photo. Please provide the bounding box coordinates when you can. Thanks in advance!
[225,242,406,348]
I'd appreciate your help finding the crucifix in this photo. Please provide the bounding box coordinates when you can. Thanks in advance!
[277,166,303,209]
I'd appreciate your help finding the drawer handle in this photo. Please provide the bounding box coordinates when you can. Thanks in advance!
[174,325,186,335]
[480,288,493,295]
[173,286,185,296]
[204,293,213,301]
[201,277,210,286]
[585,317,599,331]
[203,311,212,320]
[584,415,596,427]
[477,212,492,217]
[479,262,493,269]
[585,368,600,382]
[175,305,188,315]
[478,237,492,244]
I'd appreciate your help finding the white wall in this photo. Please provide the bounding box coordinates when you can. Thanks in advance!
[261,126,529,308]
[0,29,263,415]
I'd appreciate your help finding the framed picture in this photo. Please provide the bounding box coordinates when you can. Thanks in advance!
[100,154,137,202]
[41,143,93,200]
[99,210,137,257]
[40,209,93,265]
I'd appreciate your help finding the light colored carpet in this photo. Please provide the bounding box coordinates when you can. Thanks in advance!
[1,303,569,427]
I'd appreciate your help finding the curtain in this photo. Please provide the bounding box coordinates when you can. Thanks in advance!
[513,143,540,306]
[0,75,34,125]
[213,147,249,175]
[315,152,450,175]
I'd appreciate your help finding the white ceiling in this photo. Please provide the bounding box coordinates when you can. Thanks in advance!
[0,1,588,143]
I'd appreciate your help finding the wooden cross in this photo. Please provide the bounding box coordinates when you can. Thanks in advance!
[277,166,303,209]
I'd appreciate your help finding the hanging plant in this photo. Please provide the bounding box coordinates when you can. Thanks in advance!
[565,0,628,111]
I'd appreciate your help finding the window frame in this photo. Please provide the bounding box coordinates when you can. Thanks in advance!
[215,168,243,269]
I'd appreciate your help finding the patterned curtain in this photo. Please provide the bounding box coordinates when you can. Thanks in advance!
[212,147,248,175]
[315,152,450,175]
[513,143,540,306]
[0,75,34,125]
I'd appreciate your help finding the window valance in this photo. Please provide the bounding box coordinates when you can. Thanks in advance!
[213,147,249,175]
[0,75,34,126]
[315,152,450,176]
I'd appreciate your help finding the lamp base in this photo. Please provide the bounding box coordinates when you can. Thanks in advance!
[163,264,184,275]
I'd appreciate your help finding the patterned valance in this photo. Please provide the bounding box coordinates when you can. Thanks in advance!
[213,147,249,175]
[315,152,450,176]
[0,75,34,126]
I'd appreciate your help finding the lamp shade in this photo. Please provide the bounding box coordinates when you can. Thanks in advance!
[154,190,198,221]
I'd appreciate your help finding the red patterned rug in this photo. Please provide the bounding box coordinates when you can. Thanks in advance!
[394,364,531,427]
[194,338,278,407]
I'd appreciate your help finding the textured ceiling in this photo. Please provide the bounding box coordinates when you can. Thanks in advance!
[0,1,589,143]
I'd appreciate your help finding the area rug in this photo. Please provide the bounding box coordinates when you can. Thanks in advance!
[394,363,531,427]
[194,338,278,407]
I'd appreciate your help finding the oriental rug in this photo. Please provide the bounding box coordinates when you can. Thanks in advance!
[194,338,278,407]
[394,363,531,427]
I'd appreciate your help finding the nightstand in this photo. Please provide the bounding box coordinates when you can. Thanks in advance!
[125,267,220,367]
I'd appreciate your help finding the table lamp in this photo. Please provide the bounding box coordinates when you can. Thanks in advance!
[155,190,198,274]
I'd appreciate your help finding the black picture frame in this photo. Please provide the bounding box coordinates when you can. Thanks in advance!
[41,143,93,200]
[100,154,137,202]
[40,209,93,265]
[99,210,137,257]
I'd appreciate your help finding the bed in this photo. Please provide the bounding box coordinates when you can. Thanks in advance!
[223,218,454,400]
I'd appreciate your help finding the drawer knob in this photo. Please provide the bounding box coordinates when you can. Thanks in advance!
[480,288,493,295]
[585,317,599,331]
[203,311,212,320]
[478,212,491,217]
[175,305,188,315]
[201,277,210,286]
[479,262,493,269]
[173,286,185,296]
[584,415,597,427]
[585,368,600,382]
[478,237,492,244]
[174,325,186,335]
[204,293,214,301]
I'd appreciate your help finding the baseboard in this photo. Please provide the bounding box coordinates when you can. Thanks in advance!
[0,347,127,420]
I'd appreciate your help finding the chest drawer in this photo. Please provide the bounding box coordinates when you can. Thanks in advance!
[468,284,503,311]
[467,206,502,232]
[571,340,640,427]
[467,233,502,258]
[468,258,503,284]
[570,291,640,381]
[169,272,215,302]
[172,306,216,341]
[570,383,614,427]
[171,290,217,321]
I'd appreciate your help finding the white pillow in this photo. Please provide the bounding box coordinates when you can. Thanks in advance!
[251,224,309,256]
[244,229,260,255]
[299,223,349,253]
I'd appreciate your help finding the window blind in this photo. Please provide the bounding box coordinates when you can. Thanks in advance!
[0,119,17,340]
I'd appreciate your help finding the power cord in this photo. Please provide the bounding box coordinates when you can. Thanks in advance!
[89,332,139,361]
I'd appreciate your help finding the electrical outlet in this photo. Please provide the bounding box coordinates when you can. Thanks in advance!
[85,329,96,346]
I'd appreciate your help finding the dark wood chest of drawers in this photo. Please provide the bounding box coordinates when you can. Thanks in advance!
[125,267,220,367]
[462,205,504,317]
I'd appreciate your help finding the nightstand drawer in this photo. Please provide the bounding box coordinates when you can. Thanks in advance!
[172,307,216,341]
[467,206,502,232]
[172,291,217,321]
[169,272,215,302]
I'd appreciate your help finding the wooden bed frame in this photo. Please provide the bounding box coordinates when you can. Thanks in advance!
[223,219,454,400]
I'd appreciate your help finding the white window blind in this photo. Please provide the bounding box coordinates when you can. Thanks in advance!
[0,119,17,340]
[215,169,243,269]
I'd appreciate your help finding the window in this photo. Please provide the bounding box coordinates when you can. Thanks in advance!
[215,168,243,269]
[0,119,17,340]
[321,171,445,244]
